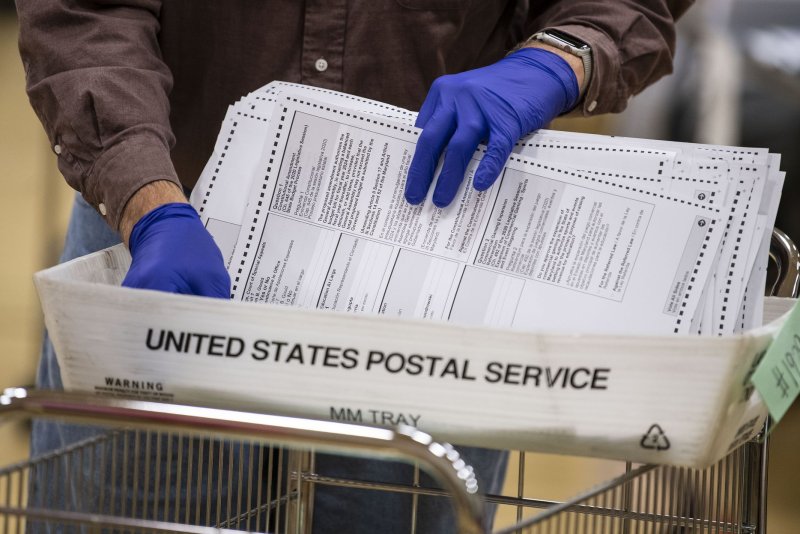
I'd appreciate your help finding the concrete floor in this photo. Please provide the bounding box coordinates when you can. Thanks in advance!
[0,11,798,533]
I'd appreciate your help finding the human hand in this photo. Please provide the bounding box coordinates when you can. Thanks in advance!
[122,201,230,298]
[405,47,580,208]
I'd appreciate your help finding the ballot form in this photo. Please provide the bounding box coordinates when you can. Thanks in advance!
[223,96,722,335]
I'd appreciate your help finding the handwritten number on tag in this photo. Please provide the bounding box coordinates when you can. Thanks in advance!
[773,335,800,398]
[773,367,790,398]
[785,352,800,387]
[752,303,800,423]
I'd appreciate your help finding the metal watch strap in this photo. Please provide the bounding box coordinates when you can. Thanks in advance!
[529,31,593,95]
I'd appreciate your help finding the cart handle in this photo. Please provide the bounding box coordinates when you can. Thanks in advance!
[0,387,486,534]
[770,228,800,298]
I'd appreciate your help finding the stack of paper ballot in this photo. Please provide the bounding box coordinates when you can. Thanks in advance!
[191,81,784,337]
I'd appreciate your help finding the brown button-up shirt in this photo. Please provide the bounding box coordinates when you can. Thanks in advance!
[17,0,692,230]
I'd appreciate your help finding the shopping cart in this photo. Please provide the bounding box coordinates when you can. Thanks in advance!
[0,228,797,534]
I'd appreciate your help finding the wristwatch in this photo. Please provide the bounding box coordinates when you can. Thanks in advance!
[529,30,593,95]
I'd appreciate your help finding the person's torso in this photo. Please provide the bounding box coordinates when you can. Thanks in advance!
[158,0,523,186]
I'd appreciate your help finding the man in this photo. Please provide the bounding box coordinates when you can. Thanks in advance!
[17,1,692,532]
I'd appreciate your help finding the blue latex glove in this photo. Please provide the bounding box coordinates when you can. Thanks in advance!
[405,47,579,208]
[122,203,231,298]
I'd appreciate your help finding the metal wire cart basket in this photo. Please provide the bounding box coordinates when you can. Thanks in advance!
[1,229,797,534]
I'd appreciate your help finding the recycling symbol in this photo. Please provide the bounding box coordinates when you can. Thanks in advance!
[640,424,671,451]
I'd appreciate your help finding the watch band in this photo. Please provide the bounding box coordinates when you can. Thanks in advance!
[529,30,593,95]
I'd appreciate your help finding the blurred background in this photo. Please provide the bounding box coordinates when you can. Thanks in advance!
[1,0,799,531]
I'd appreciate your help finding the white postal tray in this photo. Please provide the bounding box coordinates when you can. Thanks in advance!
[34,244,795,468]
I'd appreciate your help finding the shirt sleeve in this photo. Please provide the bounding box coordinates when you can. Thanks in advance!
[526,0,695,116]
[17,0,179,231]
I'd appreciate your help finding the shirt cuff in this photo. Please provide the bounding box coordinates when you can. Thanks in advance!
[81,134,180,231]
[541,24,624,117]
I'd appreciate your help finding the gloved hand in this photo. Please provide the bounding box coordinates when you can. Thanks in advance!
[405,47,580,208]
[122,203,231,298]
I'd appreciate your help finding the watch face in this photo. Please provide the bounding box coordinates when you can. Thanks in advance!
[547,30,590,51]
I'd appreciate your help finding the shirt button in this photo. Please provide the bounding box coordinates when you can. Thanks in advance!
[98,203,107,216]
[587,100,598,112]
[315,58,328,72]
[53,144,62,155]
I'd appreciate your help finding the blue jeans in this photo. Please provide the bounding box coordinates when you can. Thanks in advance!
[31,194,507,533]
